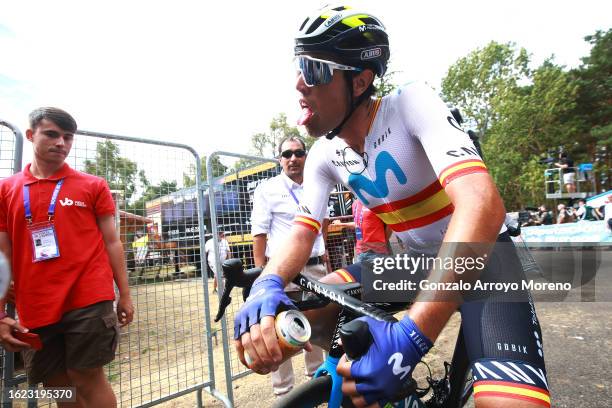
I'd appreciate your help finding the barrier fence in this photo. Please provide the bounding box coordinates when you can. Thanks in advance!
[72,131,225,407]
[0,126,229,407]
[0,119,24,407]
[206,152,280,404]
[206,152,367,405]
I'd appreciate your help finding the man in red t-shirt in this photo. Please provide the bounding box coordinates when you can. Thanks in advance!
[0,107,134,407]
[352,199,390,263]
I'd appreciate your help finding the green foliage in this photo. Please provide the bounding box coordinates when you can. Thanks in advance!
[183,155,228,187]
[84,140,138,200]
[441,34,611,209]
[129,177,178,216]
[375,68,400,97]
[442,41,530,137]
[247,113,303,158]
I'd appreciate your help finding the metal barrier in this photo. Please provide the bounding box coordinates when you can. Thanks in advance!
[205,153,370,405]
[0,119,25,407]
[206,152,280,405]
[1,127,229,407]
[72,130,228,407]
[0,119,23,177]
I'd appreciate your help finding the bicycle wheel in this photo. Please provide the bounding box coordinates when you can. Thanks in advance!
[273,375,356,408]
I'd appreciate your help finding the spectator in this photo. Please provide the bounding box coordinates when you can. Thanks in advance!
[557,203,575,224]
[536,205,554,225]
[250,136,327,397]
[555,152,576,193]
[352,199,390,263]
[204,230,231,293]
[575,199,601,221]
[0,107,134,406]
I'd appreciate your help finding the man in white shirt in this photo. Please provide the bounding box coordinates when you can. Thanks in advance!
[250,136,328,396]
[205,231,230,292]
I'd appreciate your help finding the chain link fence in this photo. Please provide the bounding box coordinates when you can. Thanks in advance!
[1,126,229,407]
[205,152,280,404]
[71,131,225,407]
[0,119,25,407]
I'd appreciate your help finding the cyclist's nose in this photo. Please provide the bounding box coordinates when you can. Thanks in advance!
[296,73,309,94]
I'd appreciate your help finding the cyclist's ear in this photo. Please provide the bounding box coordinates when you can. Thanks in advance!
[352,69,375,98]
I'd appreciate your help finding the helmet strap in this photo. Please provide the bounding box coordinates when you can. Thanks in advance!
[325,72,370,140]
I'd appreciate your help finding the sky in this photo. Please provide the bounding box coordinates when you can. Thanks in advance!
[0,0,610,165]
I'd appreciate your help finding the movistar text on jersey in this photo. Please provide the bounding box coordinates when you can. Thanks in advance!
[372,279,572,292]
[372,254,487,275]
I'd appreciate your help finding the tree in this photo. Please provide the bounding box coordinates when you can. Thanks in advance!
[375,67,400,97]
[440,40,586,208]
[571,29,612,191]
[129,177,179,216]
[84,140,138,200]
[183,155,229,187]
[441,41,530,138]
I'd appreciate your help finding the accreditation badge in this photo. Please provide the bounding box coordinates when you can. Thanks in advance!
[27,221,60,262]
[355,226,363,240]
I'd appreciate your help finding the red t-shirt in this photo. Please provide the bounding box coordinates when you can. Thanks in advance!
[352,200,389,255]
[0,163,116,328]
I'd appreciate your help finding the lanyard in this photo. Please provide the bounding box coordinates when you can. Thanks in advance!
[354,202,364,228]
[23,179,64,223]
[284,180,300,205]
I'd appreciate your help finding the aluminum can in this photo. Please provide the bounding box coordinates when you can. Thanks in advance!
[244,309,311,367]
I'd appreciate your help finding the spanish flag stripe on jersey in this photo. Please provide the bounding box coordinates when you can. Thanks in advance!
[294,216,321,233]
[386,204,455,232]
[334,268,355,283]
[438,159,488,187]
[369,180,444,214]
[473,381,550,406]
[367,180,454,231]
[473,392,550,407]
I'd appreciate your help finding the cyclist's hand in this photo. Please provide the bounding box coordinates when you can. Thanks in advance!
[337,316,432,407]
[233,274,296,373]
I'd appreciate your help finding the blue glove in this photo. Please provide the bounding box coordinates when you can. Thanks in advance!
[350,316,432,406]
[233,275,295,339]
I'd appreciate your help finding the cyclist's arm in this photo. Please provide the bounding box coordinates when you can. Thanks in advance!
[261,225,317,284]
[408,172,505,341]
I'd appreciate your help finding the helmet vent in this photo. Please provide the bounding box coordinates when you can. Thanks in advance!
[305,17,326,35]
[299,18,310,31]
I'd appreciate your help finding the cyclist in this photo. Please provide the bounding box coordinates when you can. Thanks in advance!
[234,6,549,408]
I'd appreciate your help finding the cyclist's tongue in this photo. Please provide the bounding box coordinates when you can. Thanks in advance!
[298,106,313,126]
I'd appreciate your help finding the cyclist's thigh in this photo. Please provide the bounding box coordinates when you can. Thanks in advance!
[460,236,550,407]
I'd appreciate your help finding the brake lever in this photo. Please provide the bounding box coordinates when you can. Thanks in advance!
[214,284,233,322]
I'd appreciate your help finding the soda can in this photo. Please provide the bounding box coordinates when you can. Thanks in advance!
[275,310,311,355]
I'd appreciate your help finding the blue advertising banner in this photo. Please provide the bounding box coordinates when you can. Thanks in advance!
[521,221,612,243]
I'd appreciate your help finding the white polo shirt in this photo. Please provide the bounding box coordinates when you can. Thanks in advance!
[251,172,326,258]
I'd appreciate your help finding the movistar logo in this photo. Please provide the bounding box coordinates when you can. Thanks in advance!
[388,352,411,380]
[348,151,407,205]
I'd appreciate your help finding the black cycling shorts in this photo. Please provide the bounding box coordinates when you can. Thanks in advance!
[332,233,551,407]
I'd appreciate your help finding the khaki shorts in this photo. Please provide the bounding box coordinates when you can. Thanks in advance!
[22,301,119,385]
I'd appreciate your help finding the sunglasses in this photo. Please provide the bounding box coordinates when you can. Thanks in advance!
[295,55,362,87]
[280,149,306,159]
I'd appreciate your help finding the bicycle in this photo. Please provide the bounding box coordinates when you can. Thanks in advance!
[215,259,473,408]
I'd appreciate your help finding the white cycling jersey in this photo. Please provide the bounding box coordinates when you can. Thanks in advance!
[294,82,490,253]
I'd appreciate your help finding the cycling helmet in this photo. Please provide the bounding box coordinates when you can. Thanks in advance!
[295,5,390,77]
